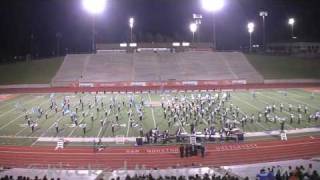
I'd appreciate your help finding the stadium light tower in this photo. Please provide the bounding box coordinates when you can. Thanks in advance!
[288,18,295,39]
[82,0,107,53]
[189,23,198,42]
[259,11,268,49]
[129,17,135,42]
[247,22,255,53]
[193,13,202,42]
[201,0,225,50]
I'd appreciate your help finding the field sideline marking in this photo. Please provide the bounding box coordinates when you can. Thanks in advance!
[148,93,157,128]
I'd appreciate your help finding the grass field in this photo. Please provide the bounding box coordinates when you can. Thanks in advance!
[246,54,320,79]
[0,57,63,85]
[0,88,319,146]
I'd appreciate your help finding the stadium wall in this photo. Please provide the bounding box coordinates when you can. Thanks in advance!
[0,81,319,94]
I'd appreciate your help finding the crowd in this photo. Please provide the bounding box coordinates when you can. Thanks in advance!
[111,173,244,180]
[0,175,59,180]
[256,163,319,180]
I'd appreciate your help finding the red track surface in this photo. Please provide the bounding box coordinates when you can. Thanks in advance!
[0,136,320,170]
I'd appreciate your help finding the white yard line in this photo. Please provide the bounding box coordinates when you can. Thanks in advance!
[97,127,103,138]
[0,96,49,131]
[285,91,319,110]
[0,95,28,110]
[12,93,70,137]
[14,126,27,136]
[126,118,130,137]
[0,114,25,131]
[97,117,109,138]
[67,116,87,137]
[257,93,307,128]
[164,94,186,132]
[232,96,269,131]
[30,94,88,139]
[96,108,111,138]
[0,96,41,118]
[61,93,92,138]
[148,93,157,128]
[30,115,65,147]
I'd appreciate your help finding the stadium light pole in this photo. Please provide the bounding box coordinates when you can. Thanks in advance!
[189,23,198,42]
[129,17,134,42]
[82,0,107,53]
[288,18,295,39]
[55,32,62,57]
[201,0,225,50]
[193,13,202,42]
[259,11,268,49]
[247,22,255,53]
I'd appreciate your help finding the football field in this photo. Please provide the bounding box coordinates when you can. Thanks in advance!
[0,88,319,146]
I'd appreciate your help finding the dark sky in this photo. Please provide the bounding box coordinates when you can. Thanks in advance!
[1,0,320,58]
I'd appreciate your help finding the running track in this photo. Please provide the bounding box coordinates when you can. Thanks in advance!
[0,136,319,170]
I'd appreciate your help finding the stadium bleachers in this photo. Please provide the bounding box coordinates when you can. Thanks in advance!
[52,54,90,86]
[220,52,264,83]
[52,51,264,85]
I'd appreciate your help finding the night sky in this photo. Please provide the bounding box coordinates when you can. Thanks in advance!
[1,0,320,58]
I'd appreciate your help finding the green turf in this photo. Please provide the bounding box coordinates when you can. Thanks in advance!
[245,54,320,79]
[0,89,319,146]
[0,57,63,85]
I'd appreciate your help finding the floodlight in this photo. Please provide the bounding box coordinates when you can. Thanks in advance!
[129,17,134,28]
[247,22,255,33]
[82,0,106,15]
[259,11,268,17]
[172,42,181,47]
[288,18,295,25]
[182,42,190,47]
[189,23,198,33]
[288,18,295,38]
[120,43,128,47]
[201,0,224,12]
[129,43,137,47]
[247,22,255,52]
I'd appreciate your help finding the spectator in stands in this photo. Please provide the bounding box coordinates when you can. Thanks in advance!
[288,172,298,180]
[267,168,275,180]
[275,169,282,180]
[311,170,319,180]
[306,164,313,177]
[256,169,269,180]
